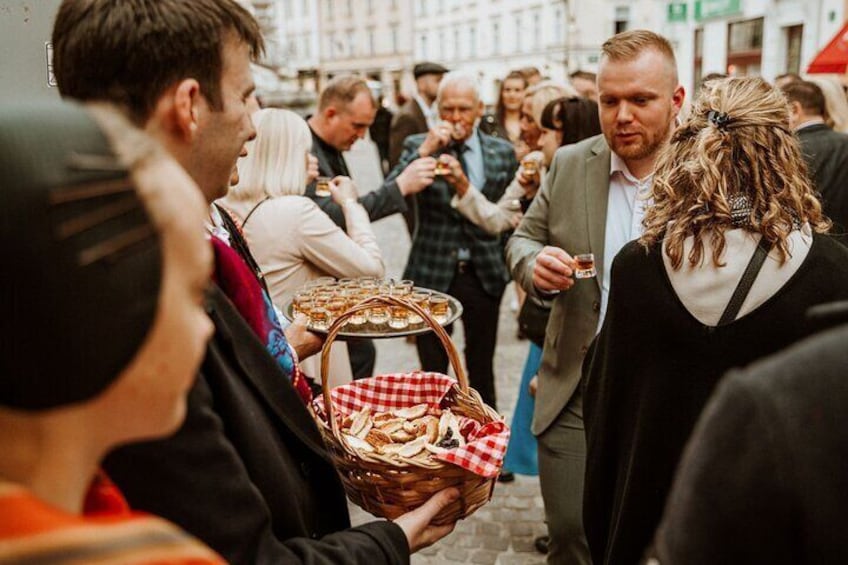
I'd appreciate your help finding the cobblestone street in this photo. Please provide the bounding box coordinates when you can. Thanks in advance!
[345,140,547,565]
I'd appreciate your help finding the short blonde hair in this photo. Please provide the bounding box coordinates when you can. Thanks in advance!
[602,29,678,84]
[229,108,311,200]
[526,81,577,127]
[318,75,374,112]
[641,76,829,268]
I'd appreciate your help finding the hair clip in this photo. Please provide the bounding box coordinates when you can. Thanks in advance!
[707,110,731,130]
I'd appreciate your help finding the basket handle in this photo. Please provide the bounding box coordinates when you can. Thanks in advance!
[320,294,468,436]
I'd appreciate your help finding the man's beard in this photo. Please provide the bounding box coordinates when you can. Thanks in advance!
[610,128,669,162]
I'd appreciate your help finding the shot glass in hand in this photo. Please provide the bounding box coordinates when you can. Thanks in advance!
[574,253,596,279]
[521,157,539,177]
[315,176,332,197]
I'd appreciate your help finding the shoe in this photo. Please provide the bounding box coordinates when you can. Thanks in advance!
[497,471,515,483]
[534,535,550,554]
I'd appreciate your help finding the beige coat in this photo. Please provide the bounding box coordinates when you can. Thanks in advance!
[506,135,610,435]
[219,195,385,387]
[450,151,546,235]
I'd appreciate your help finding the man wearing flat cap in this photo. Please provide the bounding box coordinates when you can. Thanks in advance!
[390,61,449,232]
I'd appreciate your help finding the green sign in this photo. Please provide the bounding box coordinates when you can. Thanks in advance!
[695,0,742,21]
[668,2,688,22]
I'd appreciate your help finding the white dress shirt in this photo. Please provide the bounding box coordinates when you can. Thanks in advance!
[598,152,653,333]
[414,93,438,129]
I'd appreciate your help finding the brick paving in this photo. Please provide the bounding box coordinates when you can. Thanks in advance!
[344,139,548,564]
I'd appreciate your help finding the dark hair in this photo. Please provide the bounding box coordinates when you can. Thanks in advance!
[699,72,728,88]
[569,70,597,82]
[318,75,375,111]
[519,66,542,81]
[0,101,163,410]
[781,80,827,117]
[52,0,263,124]
[495,71,528,126]
[540,96,602,146]
[775,72,803,85]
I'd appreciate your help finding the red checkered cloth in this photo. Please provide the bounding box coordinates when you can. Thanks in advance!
[314,372,510,479]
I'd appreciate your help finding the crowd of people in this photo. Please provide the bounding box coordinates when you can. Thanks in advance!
[3,1,848,564]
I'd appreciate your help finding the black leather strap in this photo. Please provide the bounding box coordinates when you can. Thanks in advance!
[718,236,773,326]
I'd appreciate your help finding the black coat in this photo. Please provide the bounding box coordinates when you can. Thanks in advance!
[306,128,407,230]
[797,123,848,241]
[583,235,848,565]
[104,285,408,565]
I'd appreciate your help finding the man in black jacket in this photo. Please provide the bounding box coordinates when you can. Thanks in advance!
[783,80,848,241]
[307,75,437,380]
[51,1,457,563]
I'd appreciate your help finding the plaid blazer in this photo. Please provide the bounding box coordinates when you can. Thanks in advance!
[387,131,518,297]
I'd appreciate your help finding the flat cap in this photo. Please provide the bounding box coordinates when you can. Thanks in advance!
[413,62,449,79]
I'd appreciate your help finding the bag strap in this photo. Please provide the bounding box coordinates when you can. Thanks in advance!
[717,236,773,326]
[242,196,270,228]
[212,202,270,296]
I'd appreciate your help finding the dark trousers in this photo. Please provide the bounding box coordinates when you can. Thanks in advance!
[416,264,504,410]
[347,338,376,380]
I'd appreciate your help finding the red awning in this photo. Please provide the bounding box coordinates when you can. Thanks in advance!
[808,21,848,74]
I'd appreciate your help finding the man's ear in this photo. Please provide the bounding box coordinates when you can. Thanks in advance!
[788,100,804,127]
[671,84,686,117]
[155,79,202,140]
[324,105,338,120]
[476,99,485,118]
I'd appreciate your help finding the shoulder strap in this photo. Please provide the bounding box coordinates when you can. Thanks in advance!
[242,196,270,228]
[717,236,773,326]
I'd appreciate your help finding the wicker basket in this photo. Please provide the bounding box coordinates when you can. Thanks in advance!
[317,294,502,525]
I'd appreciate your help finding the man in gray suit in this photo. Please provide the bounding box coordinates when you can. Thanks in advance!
[506,30,684,564]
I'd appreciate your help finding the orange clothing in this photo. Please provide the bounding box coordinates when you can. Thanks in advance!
[0,475,224,564]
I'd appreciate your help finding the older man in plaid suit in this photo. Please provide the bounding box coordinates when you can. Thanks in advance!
[387,71,519,411]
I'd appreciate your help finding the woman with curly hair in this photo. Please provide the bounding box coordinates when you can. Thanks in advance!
[582,76,848,565]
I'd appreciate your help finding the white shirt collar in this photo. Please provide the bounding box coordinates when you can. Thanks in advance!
[413,93,438,127]
[796,118,826,131]
[207,204,231,246]
[610,151,652,186]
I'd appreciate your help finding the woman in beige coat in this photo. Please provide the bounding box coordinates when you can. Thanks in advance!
[219,108,385,386]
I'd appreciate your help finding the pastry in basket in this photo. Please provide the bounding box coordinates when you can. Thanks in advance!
[340,404,471,459]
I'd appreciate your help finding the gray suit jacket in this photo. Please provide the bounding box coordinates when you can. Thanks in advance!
[506,134,611,435]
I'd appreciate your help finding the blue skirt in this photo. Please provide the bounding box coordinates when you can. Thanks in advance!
[502,343,542,476]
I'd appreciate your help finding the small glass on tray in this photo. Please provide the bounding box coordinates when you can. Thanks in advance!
[283,277,462,338]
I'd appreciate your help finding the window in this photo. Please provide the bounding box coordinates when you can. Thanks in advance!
[614,6,629,34]
[368,28,375,55]
[328,33,335,58]
[492,18,501,54]
[302,0,309,16]
[419,33,428,58]
[693,28,703,91]
[438,30,445,59]
[304,34,311,58]
[515,13,523,53]
[469,25,477,58]
[347,0,353,16]
[391,24,399,54]
[325,0,333,20]
[347,30,355,57]
[727,18,764,76]
[554,7,563,44]
[454,27,461,59]
[367,0,374,14]
[533,10,541,50]
[785,25,803,75]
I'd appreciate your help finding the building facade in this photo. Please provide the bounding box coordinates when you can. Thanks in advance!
[245,0,847,109]
[663,0,846,96]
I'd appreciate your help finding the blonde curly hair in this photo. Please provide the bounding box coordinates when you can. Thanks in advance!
[640,76,830,269]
